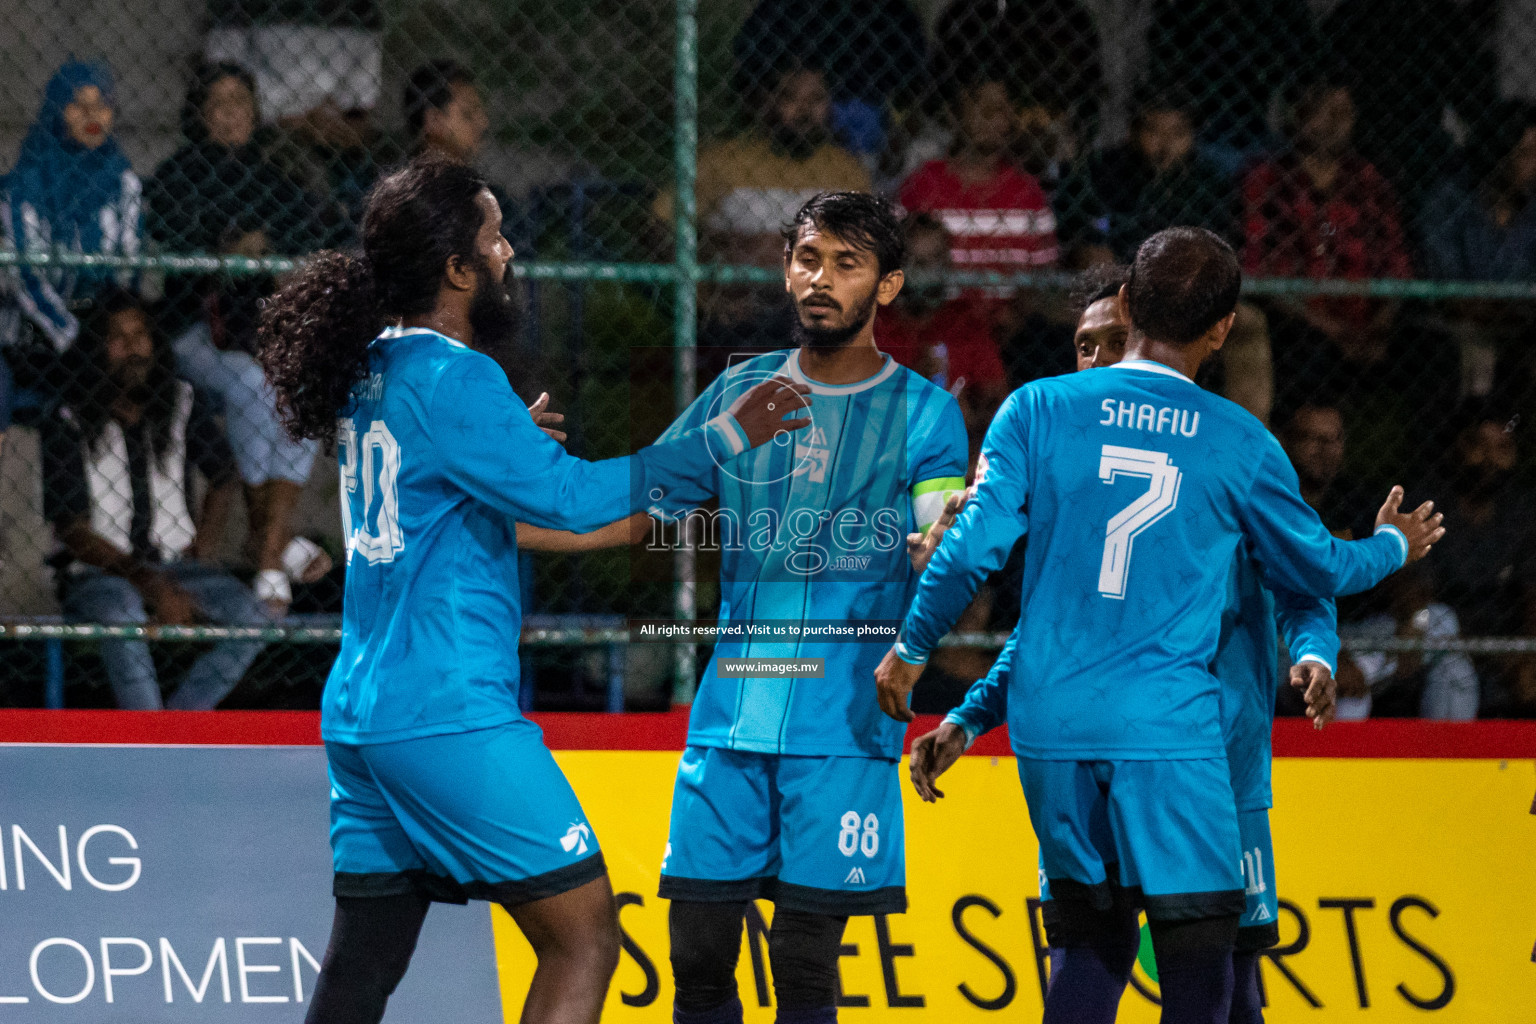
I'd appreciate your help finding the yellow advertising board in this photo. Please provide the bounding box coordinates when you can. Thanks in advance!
[492,749,1536,1022]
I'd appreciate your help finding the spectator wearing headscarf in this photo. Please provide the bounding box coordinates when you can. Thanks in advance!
[1,60,142,362]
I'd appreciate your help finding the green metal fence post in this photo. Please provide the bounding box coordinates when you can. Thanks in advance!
[671,0,701,705]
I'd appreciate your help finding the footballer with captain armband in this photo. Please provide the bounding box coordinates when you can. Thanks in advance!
[565,192,968,1024]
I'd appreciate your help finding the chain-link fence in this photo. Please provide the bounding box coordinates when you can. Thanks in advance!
[2,0,1535,717]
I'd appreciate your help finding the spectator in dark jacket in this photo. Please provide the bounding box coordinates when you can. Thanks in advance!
[147,62,333,335]
[147,61,329,260]
[1088,90,1237,262]
[1423,102,1536,282]
[1420,102,1536,398]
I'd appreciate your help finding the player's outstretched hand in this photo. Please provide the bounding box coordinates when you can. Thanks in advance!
[910,721,968,802]
[906,490,968,575]
[875,646,922,723]
[728,376,812,449]
[1375,486,1445,564]
[1290,660,1336,730]
[527,392,567,444]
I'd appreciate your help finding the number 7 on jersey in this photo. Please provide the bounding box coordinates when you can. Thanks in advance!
[1098,445,1182,599]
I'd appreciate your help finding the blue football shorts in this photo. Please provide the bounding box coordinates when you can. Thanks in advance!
[328,717,605,905]
[658,745,906,915]
[1018,757,1245,924]
[1236,808,1280,948]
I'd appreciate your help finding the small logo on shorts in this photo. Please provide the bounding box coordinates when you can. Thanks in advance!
[561,822,591,855]
[844,867,867,885]
[1248,903,1272,923]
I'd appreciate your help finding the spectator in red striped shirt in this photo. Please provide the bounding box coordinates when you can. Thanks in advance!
[898,77,1058,295]
[1241,78,1415,407]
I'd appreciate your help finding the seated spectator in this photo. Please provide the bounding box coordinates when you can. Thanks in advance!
[655,63,870,267]
[1088,89,1237,262]
[405,59,490,166]
[146,62,333,329]
[1,60,141,380]
[1279,401,1376,538]
[403,59,553,248]
[40,290,270,710]
[1241,78,1422,410]
[898,76,1058,296]
[1422,103,1536,281]
[1342,565,1479,721]
[1146,0,1320,172]
[874,214,1008,441]
[204,0,388,234]
[1420,102,1536,398]
[148,61,332,257]
[732,0,928,160]
[170,275,328,615]
[1426,403,1536,715]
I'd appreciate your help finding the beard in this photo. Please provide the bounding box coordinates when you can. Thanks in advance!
[111,357,153,403]
[468,257,523,377]
[790,288,878,352]
[1453,462,1514,503]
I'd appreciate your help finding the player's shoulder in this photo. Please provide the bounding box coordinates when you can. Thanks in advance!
[710,349,796,387]
[889,360,963,419]
[374,327,503,397]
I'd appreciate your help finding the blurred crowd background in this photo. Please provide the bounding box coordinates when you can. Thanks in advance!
[2,0,1535,720]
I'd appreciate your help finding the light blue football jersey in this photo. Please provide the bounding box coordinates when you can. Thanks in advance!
[947,542,1340,807]
[900,359,1404,760]
[323,327,746,744]
[654,349,968,759]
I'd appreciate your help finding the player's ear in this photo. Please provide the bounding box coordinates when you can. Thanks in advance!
[783,241,795,294]
[876,269,904,306]
[444,253,475,293]
[1205,310,1238,353]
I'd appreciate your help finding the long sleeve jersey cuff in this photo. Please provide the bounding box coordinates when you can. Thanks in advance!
[704,413,749,459]
[1374,523,1409,566]
[1296,652,1337,675]
[893,638,928,666]
[941,712,980,750]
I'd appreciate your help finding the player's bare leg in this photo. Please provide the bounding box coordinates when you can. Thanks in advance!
[505,873,621,1024]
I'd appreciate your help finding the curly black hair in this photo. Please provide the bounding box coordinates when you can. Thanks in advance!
[258,157,489,446]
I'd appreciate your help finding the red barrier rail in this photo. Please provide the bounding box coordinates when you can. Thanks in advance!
[0,709,1534,758]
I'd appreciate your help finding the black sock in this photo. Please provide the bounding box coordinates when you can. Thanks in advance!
[1150,915,1241,1024]
[1229,950,1264,1024]
[304,893,431,1024]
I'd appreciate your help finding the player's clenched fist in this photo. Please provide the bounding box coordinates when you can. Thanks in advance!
[875,646,923,723]
[1374,485,1445,563]
[727,376,812,449]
